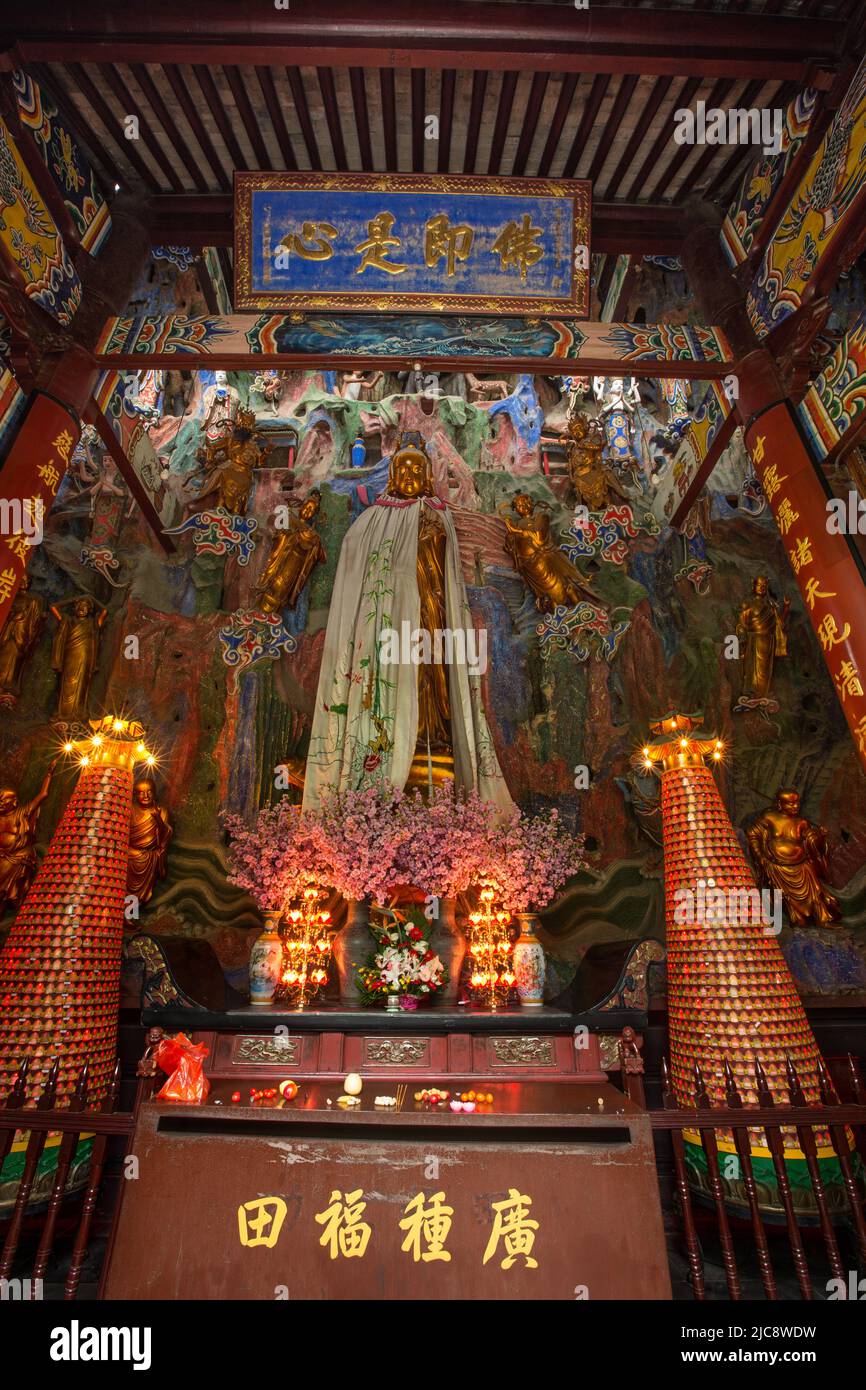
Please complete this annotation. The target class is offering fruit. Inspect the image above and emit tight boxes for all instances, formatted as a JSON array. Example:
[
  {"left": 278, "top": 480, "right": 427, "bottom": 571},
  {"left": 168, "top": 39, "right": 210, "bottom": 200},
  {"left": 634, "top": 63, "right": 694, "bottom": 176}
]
[
  {"left": 416, "top": 1087, "right": 450, "bottom": 1105},
  {"left": 343, "top": 1072, "right": 363, "bottom": 1096},
  {"left": 278, "top": 1079, "right": 299, "bottom": 1101}
]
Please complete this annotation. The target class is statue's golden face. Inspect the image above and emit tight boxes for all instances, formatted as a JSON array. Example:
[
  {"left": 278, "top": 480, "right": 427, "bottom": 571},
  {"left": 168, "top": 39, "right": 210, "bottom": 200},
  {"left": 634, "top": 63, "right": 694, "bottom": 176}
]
[
  {"left": 300, "top": 497, "right": 319, "bottom": 521},
  {"left": 513, "top": 493, "right": 533, "bottom": 517},
  {"left": 134, "top": 783, "right": 154, "bottom": 806},
  {"left": 777, "top": 790, "right": 800, "bottom": 816},
  {"left": 0, "top": 789, "right": 17, "bottom": 812},
  {"left": 754, "top": 576, "right": 768, "bottom": 596},
  {"left": 390, "top": 450, "right": 431, "bottom": 498}
]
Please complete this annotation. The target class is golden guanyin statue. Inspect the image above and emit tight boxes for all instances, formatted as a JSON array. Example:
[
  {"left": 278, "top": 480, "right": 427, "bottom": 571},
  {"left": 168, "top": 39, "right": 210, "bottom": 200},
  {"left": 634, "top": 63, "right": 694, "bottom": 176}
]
[
  {"left": 256, "top": 489, "right": 326, "bottom": 615},
  {"left": 747, "top": 787, "right": 841, "bottom": 928},
  {"left": 50, "top": 595, "right": 107, "bottom": 725},
  {"left": 197, "top": 405, "right": 272, "bottom": 515},
  {"left": 501, "top": 491, "right": 597, "bottom": 613},
  {"left": 0, "top": 763, "right": 55, "bottom": 914},
  {"left": 561, "top": 412, "right": 629, "bottom": 512},
  {"left": 302, "top": 434, "right": 513, "bottom": 813},
  {"left": 0, "top": 575, "right": 44, "bottom": 708},
  {"left": 736, "top": 574, "right": 789, "bottom": 702},
  {"left": 126, "top": 780, "right": 173, "bottom": 907},
  {"left": 390, "top": 441, "right": 452, "bottom": 754}
]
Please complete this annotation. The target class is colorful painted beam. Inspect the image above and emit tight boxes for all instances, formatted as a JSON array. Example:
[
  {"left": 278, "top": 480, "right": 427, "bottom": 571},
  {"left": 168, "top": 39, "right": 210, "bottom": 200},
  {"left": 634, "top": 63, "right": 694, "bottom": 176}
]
[
  {"left": 747, "top": 57, "right": 866, "bottom": 341},
  {"left": 0, "top": 112, "right": 81, "bottom": 325},
  {"left": 721, "top": 86, "right": 820, "bottom": 271},
  {"left": 600, "top": 254, "right": 635, "bottom": 323},
  {"left": 94, "top": 312, "right": 734, "bottom": 378},
  {"left": 12, "top": 68, "right": 111, "bottom": 256},
  {"left": 797, "top": 308, "right": 866, "bottom": 465},
  {"left": 657, "top": 381, "right": 736, "bottom": 530},
  {"left": 91, "top": 369, "right": 175, "bottom": 548}
]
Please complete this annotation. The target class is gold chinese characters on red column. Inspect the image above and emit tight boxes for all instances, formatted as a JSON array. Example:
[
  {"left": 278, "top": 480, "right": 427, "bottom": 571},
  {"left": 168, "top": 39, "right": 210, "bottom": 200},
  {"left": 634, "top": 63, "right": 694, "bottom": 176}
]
[
  {"left": 746, "top": 402, "right": 866, "bottom": 771},
  {"left": 0, "top": 394, "right": 79, "bottom": 628}
]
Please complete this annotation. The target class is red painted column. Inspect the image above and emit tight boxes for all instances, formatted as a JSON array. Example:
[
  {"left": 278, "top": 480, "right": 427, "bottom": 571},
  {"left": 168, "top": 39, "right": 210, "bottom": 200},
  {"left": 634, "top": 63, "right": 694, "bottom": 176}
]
[
  {"left": 737, "top": 349, "right": 866, "bottom": 773},
  {"left": 0, "top": 343, "right": 99, "bottom": 627}
]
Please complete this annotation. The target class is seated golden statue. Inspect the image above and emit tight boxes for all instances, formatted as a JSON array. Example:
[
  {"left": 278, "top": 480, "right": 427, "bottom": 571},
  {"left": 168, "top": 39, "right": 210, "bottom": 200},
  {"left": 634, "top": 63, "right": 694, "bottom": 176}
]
[
  {"left": 256, "top": 490, "right": 326, "bottom": 615},
  {"left": 561, "top": 412, "right": 629, "bottom": 512},
  {"left": 747, "top": 787, "right": 841, "bottom": 928},
  {"left": 501, "top": 491, "right": 597, "bottom": 613},
  {"left": 0, "top": 763, "right": 54, "bottom": 914},
  {"left": 197, "top": 406, "right": 272, "bottom": 516},
  {"left": 736, "top": 574, "right": 789, "bottom": 702},
  {"left": 126, "top": 780, "right": 173, "bottom": 907}
]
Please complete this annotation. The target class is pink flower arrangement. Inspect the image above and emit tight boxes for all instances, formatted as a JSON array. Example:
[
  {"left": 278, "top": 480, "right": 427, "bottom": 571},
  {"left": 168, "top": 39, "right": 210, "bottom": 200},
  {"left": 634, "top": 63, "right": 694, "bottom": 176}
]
[
  {"left": 307, "top": 784, "right": 414, "bottom": 905},
  {"left": 483, "top": 807, "right": 586, "bottom": 912},
  {"left": 223, "top": 787, "right": 585, "bottom": 918},
  {"left": 394, "top": 781, "right": 498, "bottom": 898},
  {"left": 223, "top": 802, "right": 330, "bottom": 911}
]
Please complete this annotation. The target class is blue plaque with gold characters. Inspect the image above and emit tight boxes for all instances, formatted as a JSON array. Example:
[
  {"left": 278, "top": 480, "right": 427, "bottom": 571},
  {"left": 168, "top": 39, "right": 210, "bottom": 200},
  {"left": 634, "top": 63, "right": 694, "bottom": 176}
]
[{"left": 234, "top": 172, "right": 591, "bottom": 316}]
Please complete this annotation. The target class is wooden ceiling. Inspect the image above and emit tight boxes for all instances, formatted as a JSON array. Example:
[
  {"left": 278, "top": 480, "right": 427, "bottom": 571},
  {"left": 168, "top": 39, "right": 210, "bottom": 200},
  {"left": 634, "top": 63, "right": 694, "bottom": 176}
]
[{"left": 3, "top": 1, "right": 860, "bottom": 278}]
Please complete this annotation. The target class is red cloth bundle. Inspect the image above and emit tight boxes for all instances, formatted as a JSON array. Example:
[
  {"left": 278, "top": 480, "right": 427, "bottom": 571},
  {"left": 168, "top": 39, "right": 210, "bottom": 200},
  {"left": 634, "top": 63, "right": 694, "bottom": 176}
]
[{"left": 154, "top": 1032, "right": 210, "bottom": 1103}]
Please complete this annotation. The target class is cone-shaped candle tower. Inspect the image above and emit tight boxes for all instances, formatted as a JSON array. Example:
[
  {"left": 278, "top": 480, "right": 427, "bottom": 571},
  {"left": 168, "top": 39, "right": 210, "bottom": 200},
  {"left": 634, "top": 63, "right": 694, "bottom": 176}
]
[
  {"left": 640, "top": 711, "right": 846, "bottom": 1212},
  {"left": 0, "top": 717, "right": 152, "bottom": 1109}
]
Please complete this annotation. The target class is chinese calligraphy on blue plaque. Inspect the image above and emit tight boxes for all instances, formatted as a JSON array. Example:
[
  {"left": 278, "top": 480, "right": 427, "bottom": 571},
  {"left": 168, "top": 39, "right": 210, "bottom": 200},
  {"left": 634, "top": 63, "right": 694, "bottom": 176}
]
[{"left": 234, "top": 173, "right": 591, "bottom": 316}]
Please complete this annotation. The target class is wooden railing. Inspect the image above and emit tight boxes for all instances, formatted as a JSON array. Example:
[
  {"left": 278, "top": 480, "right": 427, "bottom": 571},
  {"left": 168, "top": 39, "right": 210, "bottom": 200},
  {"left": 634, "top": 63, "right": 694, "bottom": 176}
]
[
  {"left": 0, "top": 1030, "right": 163, "bottom": 1300},
  {"left": 2, "top": 1027, "right": 865, "bottom": 1301},
  {"left": 652, "top": 1054, "right": 866, "bottom": 1301}
]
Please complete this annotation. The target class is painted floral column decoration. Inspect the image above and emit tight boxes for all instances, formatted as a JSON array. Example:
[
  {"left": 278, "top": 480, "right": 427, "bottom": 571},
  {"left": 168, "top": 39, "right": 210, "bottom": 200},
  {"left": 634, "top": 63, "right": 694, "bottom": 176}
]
[
  {"left": 0, "top": 717, "right": 154, "bottom": 1108},
  {"left": 639, "top": 711, "right": 849, "bottom": 1212}
]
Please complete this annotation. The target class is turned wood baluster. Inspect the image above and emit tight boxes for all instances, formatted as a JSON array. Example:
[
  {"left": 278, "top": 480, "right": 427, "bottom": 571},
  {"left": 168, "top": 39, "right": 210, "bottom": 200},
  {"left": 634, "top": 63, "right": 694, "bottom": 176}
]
[
  {"left": 31, "top": 1062, "right": 90, "bottom": 1294},
  {"left": 64, "top": 1059, "right": 121, "bottom": 1302},
  {"left": 0, "top": 1058, "right": 58, "bottom": 1282},
  {"left": 816, "top": 1058, "right": 866, "bottom": 1266},
  {"left": 754, "top": 1057, "right": 812, "bottom": 1299},
  {"left": 785, "top": 1057, "right": 845, "bottom": 1285},
  {"left": 618, "top": 1026, "right": 646, "bottom": 1108},
  {"left": 693, "top": 1061, "right": 741, "bottom": 1300},
  {"left": 661, "top": 1057, "right": 706, "bottom": 1300},
  {"left": 723, "top": 1059, "right": 776, "bottom": 1300},
  {"left": 0, "top": 1058, "right": 30, "bottom": 1171},
  {"left": 847, "top": 1053, "right": 866, "bottom": 1106},
  {"left": 135, "top": 1026, "right": 164, "bottom": 1106}
]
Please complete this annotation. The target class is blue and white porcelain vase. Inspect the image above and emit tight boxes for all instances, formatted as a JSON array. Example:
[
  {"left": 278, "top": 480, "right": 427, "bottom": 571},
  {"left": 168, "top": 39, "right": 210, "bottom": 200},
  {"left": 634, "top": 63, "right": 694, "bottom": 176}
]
[
  {"left": 249, "top": 911, "right": 284, "bottom": 1006},
  {"left": 513, "top": 912, "right": 546, "bottom": 1007}
]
